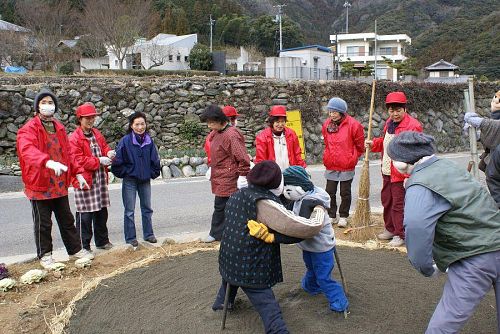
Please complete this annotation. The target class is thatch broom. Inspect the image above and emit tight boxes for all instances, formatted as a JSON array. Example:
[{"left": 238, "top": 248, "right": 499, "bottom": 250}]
[{"left": 349, "top": 80, "right": 377, "bottom": 242}]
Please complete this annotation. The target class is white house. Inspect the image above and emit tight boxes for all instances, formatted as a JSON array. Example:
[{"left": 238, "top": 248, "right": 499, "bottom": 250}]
[
  {"left": 424, "top": 59, "right": 469, "bottom": 83},
  {"left": 107, "top": 33, "right": 197, "bottom": 70},
  {"left": 329, "top": 32, "right": 411, "bottom": 81},
  {"left": 266, "top": 45, "right": 334, "bottom": 80},
  {"left": 226, "top": 47, "right": 261, "bottom": 72}
]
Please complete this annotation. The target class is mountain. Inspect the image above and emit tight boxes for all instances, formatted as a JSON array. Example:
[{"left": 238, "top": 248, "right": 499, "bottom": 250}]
[{"left": 235, "top": 0, "right": 500, "bottom": 79}]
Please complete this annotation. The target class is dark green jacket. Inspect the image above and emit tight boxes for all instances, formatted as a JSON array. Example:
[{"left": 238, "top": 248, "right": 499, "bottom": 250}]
[
  {"left": 406, "top": 158, "right": 500, "bottom": 271},
  {"left": 219, "top": 185, "right": 300, "bottom": 289}
]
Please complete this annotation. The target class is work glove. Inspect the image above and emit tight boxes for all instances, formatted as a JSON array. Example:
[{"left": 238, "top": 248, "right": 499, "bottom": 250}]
[
  {"left": 107, "top": 150, "right": 116, "bottom": 159},
  {"left": 76, "top": 174, "right": 89, "bottom": 190},
  {"left": 430, "top": 264, "right": 447, "bottom": 278},
  {"left": 247, "top": 220, "right": 275, "bottom": 243},
  {"left": 237, "top": 175, "right": 248, "bottom": 189},
  {"left": 99, "top": 156, "right": 112, "bottom": 166},
  {"left": 45, "top": 160, "right": 68, "bottom": 176},
  {"left": 205, "top": 167, "right": 211, "bottom": 180},
  {"left": 464, "top": 112, "right": 483, "bottom": 128}
]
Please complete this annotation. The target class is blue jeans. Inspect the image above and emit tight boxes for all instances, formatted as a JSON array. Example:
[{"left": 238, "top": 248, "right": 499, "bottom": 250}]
[
  {"left": 302, "top": 248, "right": 349, "bottom": 312},
  {"left": 122, "top": 177, "right": 154, "bottom": 243}
]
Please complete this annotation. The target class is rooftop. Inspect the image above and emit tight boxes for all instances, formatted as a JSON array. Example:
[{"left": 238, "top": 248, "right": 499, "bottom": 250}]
[{"left": 280, "top": 45, "right": 332, "bottom": 53}]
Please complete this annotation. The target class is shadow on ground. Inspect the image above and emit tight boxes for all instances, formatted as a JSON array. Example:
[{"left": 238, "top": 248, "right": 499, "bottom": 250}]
[{"left": 68, "top": 246, "right": 497, "bottom": 334}]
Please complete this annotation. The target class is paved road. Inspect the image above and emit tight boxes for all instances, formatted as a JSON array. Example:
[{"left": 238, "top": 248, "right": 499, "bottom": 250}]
[{"left": 0, "top": 153, "right": 473, "bottom": 263}]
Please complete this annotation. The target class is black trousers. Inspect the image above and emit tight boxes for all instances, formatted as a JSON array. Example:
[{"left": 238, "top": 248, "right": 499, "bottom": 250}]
[
  {"left": 214, "top": 279, "right": 289, "bottom": 333},
  {"left": 325, "top": 179, "right": 353, "bottom": 218},
  {"left": 210, "top": 196, "right": 229, "bottom": 241},
  {"left": 30, "top": 196, "right": 82, "bottom": 258},
  {"left": 75, "top": 207, "right": 110, "bottom": 250}
]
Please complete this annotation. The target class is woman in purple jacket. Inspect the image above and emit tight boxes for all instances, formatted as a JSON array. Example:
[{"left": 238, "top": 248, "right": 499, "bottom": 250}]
[{"left": 111, "top": 112, "right": 161, "bottom": 247}]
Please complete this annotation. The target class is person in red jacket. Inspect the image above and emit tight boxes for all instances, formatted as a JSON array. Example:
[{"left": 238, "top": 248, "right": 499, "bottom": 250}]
[
  {"left": 16, "top": 89, "right": 94, "bottom": 269},
  {"left": 204, "top": 105, "right": 240, "bottom": 180},
  {"left": 322, "top": 97, "right": 365, "bottom": 227},
  {"left": 69, "top": 103, "right": 115, "bottom": 252},
  {"left": 254, "top": 105, "right": 306, "bottom": 170},
  {"left": 365, "top": 92, "right": 423, "bottom": 247},
  {"left": 200, "top": 105, "right": 250, "bottom": 243}
]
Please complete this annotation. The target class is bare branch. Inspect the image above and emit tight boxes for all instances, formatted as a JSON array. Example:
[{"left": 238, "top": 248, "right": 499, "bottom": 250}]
[{"left": 82, "top": 0, "right": 151, "bottom": 69}]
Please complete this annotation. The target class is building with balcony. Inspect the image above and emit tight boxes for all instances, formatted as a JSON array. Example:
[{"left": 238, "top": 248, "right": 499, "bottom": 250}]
[{"left": 329, "top": 32, "right": 411, "bottom": 81}]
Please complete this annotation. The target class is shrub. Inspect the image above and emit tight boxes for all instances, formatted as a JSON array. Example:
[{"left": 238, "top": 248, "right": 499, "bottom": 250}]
[
  {"left": 58, "top": 62, "right": 74, "bottom": 75},
  {"left": 189, "top": 43, "right": 213, "bottom": 71},
  {"left": 179, "top": 120, "right": 203, "bottom": 141}
]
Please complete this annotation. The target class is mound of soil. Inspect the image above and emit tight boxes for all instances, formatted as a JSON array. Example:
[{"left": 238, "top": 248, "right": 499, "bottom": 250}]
[{"left": 68, "top": 246, "right": 497, "bottom": 334}]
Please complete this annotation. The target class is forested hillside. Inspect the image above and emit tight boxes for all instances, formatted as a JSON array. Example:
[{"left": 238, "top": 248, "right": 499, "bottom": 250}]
[{"left": 0, "top": 0, "right": 498, "bottom": 78}]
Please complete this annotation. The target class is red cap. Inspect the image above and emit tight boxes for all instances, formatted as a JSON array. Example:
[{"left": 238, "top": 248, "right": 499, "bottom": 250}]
[
  {"left": 76, "top": 103, "right": 98, "bottom": 117},
  {"left": 269, "top": 105, "right": 287, "bottom": 117},
  {"left": 222, "top": 105, "right": 239, "bottom": 117},
  {"left": 385, "top": 92, "right": 407, "bottom": 104}
]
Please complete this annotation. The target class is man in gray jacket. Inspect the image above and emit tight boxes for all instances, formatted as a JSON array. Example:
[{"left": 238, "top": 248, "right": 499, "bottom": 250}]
[{"left": 387, "top": 131, "right": 500, "bottom": 334}]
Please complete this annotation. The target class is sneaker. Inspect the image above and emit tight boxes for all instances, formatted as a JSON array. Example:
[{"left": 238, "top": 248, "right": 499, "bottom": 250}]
[
  {"left": 338, "top": 218, "right": 348, "bottom": 228},
  {"left": 73, "top": 248, "right": 95, "bottom": 260},
  {"left": 388, "top": 236, "right": 405, "bottom": 247},
  {"left": 330, "top": 217, "right": 338, "bottom": 225},
  {"left": 377, "top": 229, "right": 395, "bottom": 240},
  {"left": 201, "top": 235, "right": 216, "bottom": 243},
  {"left": 97, "top": 242, "right": 114, "bottom": 250},
  {"left": 129, "top": 240, "right": 139, "bottom": 247},
  {"left": 40, "top": 253, "right": 55, "bottom": 269},
  {"left": 212, "top": 302, "right": 234, "bottom": 311},
  {"left": 145, "top": 236, "right": 157, "bottom": 243}
]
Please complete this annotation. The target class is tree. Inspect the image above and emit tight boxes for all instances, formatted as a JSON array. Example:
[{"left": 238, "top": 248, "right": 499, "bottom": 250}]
[
  {"left": 383, "top": 56, "right": 419, "bottom": 78},
  {"left": 76, "top": 35, "right": 107, "bottom": 58},
  {"left": 16, "top": 0, "right": 77, "bottom": 71},
  {"left": 361, "top": 63, "right": 374, "bottom": 77},
  {"left": 189, "top": 43, "right": 212, "bottom": 70},
  {"left": 0, "top": 30, "right": 30, "bottom": 67},
  {"left": 249, "top": 15, "right": 304, "bottom": 56},
  {"left": 141, "top": 40, "right": 172, "bottom": 70},
  {"left": 340, "top": 58, "right": 356, "bottom": 77},
  {"left": 82, "top": 0, "right": 151, "bottom": 70}
]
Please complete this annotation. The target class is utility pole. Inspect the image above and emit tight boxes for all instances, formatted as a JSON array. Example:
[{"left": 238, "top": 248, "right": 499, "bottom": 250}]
[
  {"left": 273, "top": 4, "right": 286, "bottom": 51},
  {"left": 343, "top": 1, "right": 351, "bottom": 34},
  {"left": 374, "top": 19, "right": 377, "bottom": 80},
  {"left": 209, "top": 14, "right": 215, "bottom": 52}
]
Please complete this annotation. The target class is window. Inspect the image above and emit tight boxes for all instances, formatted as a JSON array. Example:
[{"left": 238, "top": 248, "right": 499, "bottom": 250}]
[
  {"left": 176, "top": 54, "right": 181, "bottom": 61},
  {"left": 346, "top": 46, "right": 365, "bottom": 57},
  {"left": 114, "top": 59, "right": 118, "bottom": 66},
  {"left": 168, "top": 55, "right": 173, "bottom": 62},
  {"left": 376, "top": 67, "right": 387, "bottom": 80},
  {"left": 379, "top": 47, "right": 397, "bottom": 55},
  {"left": 184, "top": 56, "right": 188, "bottom": 62}
]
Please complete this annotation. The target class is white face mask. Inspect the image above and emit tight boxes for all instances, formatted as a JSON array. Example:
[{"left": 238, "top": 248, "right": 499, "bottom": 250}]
[
  {"left": 39, "top": 104, "right": 56, "bottom": 117},
  {"left": 270, "top": 176, "right": 284, "bottom": 196},
  {"left": 393, "top": 161, "right": 414, "bottom": 175}
]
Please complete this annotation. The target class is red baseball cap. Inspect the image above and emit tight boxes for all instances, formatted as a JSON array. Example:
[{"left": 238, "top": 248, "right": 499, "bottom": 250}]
[
  {"left": 222, "top": 105, "right": 239, "bottom": 117},
  {"left": 385, "top": 92, "right": 407, "bottom": 104},
  {"left": 269, "top": 105, "right": 287, "bottom": 117},
  {"left": 76, "top": 103, "right": 98, "bottom": 117}
]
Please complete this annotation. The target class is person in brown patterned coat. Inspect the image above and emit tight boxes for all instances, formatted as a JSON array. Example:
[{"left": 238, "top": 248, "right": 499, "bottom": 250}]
[{"left": 200, "top": 105, "right": 251, "bottom": 242}]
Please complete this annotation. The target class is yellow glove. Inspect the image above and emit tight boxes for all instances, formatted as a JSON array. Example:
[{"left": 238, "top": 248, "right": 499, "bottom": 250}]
[{"left": 247, "top": 220, "right": 275, "bottom": 243}]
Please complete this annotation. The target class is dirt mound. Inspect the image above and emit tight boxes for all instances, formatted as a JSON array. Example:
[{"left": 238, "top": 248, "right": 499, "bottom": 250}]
[{"left": 67, "top": 246, "right": 497, "bottom": 334}]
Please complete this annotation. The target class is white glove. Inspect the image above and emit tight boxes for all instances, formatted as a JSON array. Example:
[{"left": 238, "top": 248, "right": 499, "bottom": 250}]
[
  {"left": 99, "top": 156, "right": 112, "bottom": 166},
  {"left": 464, "top": 112, "right": 483, "bottom": 128},
  {"left": 430, "top": 263, "right": 447, "bottom": 278},
  {"left": 107, "top": 150, "right": 116, "bottom": 159},
  {"left": 45, "top": 160, "right": 68, "bottom": 176},
  {"left": 205, "top": 167, "right": 211, "bottom": 180},
  {"left": 76, "top": 174, "right": 89, "bottom": 190},
  {"left": 237, "top": 175, "right": 248, "bottom": 189}
]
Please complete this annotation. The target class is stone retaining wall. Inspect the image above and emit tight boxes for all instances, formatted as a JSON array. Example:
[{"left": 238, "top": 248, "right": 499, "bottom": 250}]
[{"left": 0, "top": 76, "right": 497, "bottom": 176}]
